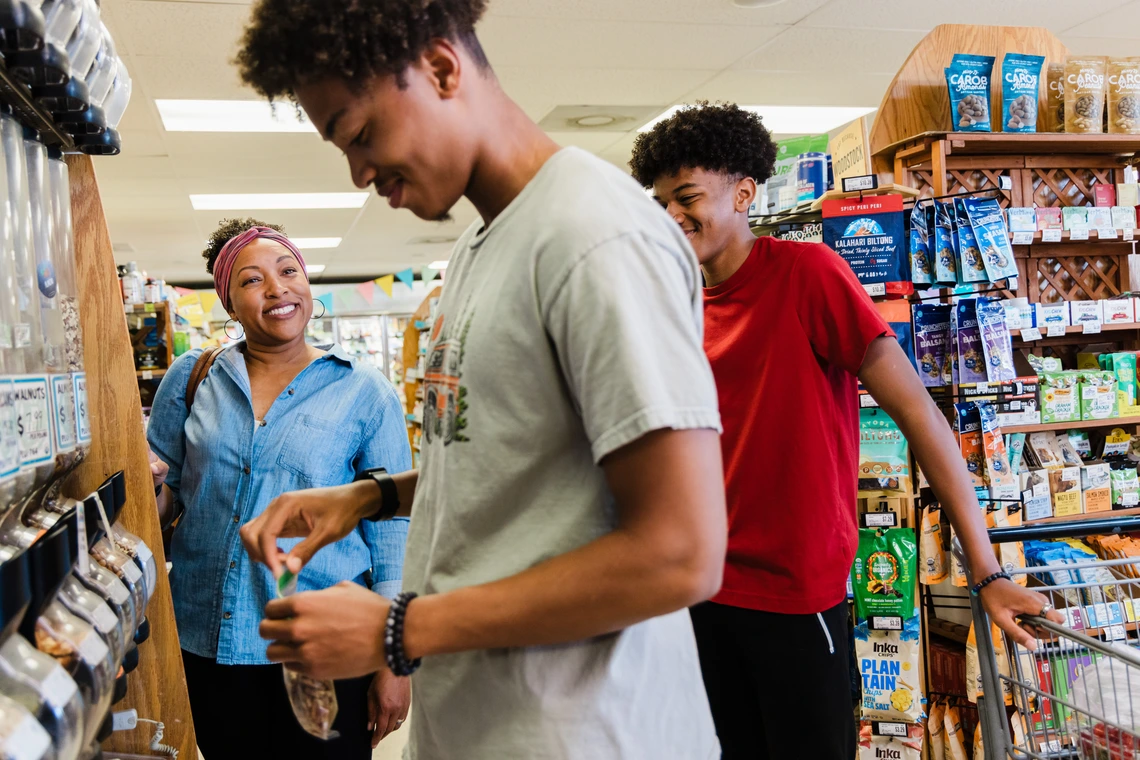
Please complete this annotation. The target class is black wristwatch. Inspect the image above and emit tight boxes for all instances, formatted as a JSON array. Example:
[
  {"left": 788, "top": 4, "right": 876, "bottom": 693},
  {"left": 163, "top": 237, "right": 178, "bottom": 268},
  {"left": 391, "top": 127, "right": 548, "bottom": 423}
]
[{"left": 356, "top": 467, "right": 400, "bottom": 521}]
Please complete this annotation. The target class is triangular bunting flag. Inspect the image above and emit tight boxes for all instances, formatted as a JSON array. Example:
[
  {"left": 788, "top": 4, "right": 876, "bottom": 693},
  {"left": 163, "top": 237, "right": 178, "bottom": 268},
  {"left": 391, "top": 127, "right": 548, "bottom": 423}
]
[
  {"left": 356, "top": 281, "right": 375, "bottom": 305},
  {"left": 395, "top": 268, "right": 415, "bottom": 289},
  {"left": 375, "top": 274, "right": 395, "bottom": 298},
  {"left": 422, "top": 266, "right": 439, "bottom": 285},
  {"left": 200, "top": 291, "right": 220, "bottom": 317},
  {"left": 316, "top": 293, "right": 335, "bottom": 317}
]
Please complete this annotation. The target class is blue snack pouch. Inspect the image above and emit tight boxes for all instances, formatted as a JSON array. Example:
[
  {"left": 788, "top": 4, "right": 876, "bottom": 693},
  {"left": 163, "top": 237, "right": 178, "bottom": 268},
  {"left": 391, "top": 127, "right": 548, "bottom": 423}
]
[
  {"left": 1002, "top": 53, "right": 1045, "bottom": 133},
  {"left": 947, "top": 54, "right": 996, "bottom": 132},
  {"left": 963, "top": 197, "right": 1018, "bottom": 285},
  {"left": 931, "top": 202, "right": 958, "bottom": 286},
  {"left": 954, "top": 198, "right": 988, "bottom": 283},
  {"left": 909, "top": 203, "right": 933, "bottom": 286},
  {"left": 913, "top": 304, "right": 952, "bottom": 387},
  {"left": 977, "top": 299, "right": 1016, "bottom": 383},
  {"left": 956, "top": 298, "right": 987, "bottom": 384}
]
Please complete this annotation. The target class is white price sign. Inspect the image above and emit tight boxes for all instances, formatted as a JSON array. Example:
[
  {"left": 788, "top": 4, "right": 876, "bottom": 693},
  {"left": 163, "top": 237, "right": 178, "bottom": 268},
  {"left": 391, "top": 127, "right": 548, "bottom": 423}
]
[
  {"left": 14, "top": 376, "right": 52, "bottom": 467},
  {"left": 1071, "top": 228, "right": 1090, "bottom": 241},
  {"left": 1126, "top": 228, "right": 1136, "bottom": 242},
  {"left": 1020, "top": 328, "right": 1042, "bottom": 342},
  {"left": 1083, "top": 321, "right": 1103, "bottom": 335},
  {"left": 876, "top": 723, "right": 909, "bottom": 738},
  {"left": 863, "top": 283, "right": 886, "bottom": 298},
  {"left": 1124, "top": 492, "right": 1140, "bottom": 507},
  {"left": 1042, "top": 229, "right": 1063, "bottom": 243},
  {"left": 1012, "top": 231, "right": 1035, "bottom": 245},
  {"left": 1099, "top": 227, "right": 1120, "bottom": 240},
  {"left": 1047, "top": 325, "right": 1068, "bottom": 337}
]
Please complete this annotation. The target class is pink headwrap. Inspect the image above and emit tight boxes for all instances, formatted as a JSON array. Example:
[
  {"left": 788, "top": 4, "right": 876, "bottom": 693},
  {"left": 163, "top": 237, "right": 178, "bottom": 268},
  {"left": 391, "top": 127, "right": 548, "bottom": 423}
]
[{"left": 213, "top": 226, "right": 308, "bottom": 310}]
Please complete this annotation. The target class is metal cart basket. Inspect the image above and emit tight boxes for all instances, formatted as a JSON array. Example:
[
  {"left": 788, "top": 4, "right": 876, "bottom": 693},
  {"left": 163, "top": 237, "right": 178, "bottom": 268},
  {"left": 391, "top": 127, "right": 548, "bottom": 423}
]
[{"left": 965, "top": 517, "right": 1140, "bottom": 759}]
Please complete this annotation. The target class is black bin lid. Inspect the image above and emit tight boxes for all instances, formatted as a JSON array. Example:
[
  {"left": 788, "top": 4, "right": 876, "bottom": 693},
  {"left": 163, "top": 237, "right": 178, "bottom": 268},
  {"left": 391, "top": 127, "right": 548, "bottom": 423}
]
[
  {"left": 0, "top": 551, "right": 31, "bottom": 642},
  {"left": 19, "top": 517, "right": 72, "bottom": 639}
]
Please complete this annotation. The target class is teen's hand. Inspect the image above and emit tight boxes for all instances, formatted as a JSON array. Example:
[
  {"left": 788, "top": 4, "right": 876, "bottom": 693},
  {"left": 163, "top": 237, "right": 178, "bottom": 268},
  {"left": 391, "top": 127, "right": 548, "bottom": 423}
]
[
  {"left": 148, "top": 449, "right": 169, "bottom": 489},
  {"left": 240, "top": 480, "right": 379, "bottom": 577},
  {"left": 979, "top": 578, "right": 1065, "bottom": 650},
  {"left": 261, "top": 581, "right": 389, "bottom": 679},
  {"left": 368, "top": 667, "right": 410, "bottom": 747}
]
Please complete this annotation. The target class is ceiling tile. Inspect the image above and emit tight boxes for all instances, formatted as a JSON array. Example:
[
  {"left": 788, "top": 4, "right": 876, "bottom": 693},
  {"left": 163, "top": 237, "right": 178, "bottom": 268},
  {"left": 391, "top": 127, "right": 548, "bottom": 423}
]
[
  {"left": 798, "top": 0, "right": 1134, "bottom": 32},
  {"left": 129, "top": 55, "right": 252, "bottom": 100},
  {"left": 1061, "top": 35, "right": 1140, "bottom": 54},
  {"left": 487, "top": 0, "right": 829, "bottom": 26},
  {"left": 686, "top": 69, "right": 892, "bottom": 107},
  {"left": 478, "top": 16, "right": 785, "bottom": 71},
  {"left": 731, "top": 27, "right": 926, "bottom": 74},
  {"left": 495, "top": 66, "right": 716, "bottom": 110},
  {"left": 114, "top": 0, "right": 250, "bottom": 58}
]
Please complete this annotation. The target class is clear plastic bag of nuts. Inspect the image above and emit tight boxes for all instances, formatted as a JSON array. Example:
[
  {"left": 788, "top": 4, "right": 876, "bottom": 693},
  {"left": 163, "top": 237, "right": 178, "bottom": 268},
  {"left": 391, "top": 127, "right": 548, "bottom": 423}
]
[{"left": 277, "top": 570, "right": 340, "bottom": 740}]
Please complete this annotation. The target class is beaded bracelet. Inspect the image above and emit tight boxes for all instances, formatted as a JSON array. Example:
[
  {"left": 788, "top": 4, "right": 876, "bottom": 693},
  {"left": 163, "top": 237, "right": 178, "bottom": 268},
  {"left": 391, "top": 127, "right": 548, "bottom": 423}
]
[
  {"left": 384, "top": 591, "right": 422, "bottom": 677},
  {"left": 970, "top": 571, "right": 1012, "bottom": 597}
]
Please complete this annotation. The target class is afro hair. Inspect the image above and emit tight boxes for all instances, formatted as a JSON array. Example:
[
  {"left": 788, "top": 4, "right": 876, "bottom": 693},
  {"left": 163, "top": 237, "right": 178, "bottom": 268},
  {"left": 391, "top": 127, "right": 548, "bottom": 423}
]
[
  {"left": 202, "top": 218, "right": 284, "bottom": 275},
  {"left": 237, "top": 0, "right": 490, "bottom": 101},
  {"left": 629, "top": 102, "right": 778, "bottom": 189}
]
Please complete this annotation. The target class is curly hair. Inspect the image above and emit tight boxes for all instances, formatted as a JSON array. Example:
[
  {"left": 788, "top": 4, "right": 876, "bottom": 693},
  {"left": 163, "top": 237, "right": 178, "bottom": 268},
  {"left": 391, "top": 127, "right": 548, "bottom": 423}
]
[
  {"left": 202, "top": 218, "right": 284, "bottom": 274},
  {"left": 237, "top": 0, "right": 490, "bottom": 101},
  {"left": 629, "top": 102, "right": 779, "bottom": 188}
]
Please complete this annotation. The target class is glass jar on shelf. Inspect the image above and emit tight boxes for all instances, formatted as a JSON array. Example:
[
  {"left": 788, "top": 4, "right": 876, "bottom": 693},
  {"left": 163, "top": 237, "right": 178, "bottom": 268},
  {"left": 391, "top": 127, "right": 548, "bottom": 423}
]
[{"left": 0, "top": 693, "right": 50, "bottom": 760}]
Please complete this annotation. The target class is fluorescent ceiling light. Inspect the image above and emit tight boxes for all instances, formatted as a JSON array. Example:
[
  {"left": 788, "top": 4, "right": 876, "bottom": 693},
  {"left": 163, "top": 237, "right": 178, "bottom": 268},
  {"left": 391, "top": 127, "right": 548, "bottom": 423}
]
[
  {"left": 429, "top": 260, "right": 449, "bottom": 269},
  {"left": 639, "top": 105, "right": 876, "bottom": 134},
  {"left": 157, "top": 99, "right": 317, "bottom": 133},
  {"left": 292, "top": 237, "right": 342, "bottom": 250},
  {"left": 190, "top": 193, "right": 368, "bottom": 210},
  {"left": 305, "top": 264, "right": 326, "bottom": 274}
]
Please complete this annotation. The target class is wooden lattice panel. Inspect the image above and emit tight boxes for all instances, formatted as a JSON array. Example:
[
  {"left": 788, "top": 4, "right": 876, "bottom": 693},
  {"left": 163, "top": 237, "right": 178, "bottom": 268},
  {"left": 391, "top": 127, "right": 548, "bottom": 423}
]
[
  {"left": 1032, "top": 253, "right": 1124, "bottom": 303},
  {"left": 908, "top": 168, "right": 1015, "bottom": 206},
  {"left": 1028, "top": 167, "right": 1115, "bottom": 208}
]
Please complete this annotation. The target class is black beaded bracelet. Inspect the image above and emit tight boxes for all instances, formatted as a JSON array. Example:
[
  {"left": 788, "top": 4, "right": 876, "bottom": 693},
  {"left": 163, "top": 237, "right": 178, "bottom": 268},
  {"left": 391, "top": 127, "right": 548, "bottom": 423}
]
[
  {"left": 971, "top": 571, "right": 1012, "bottom": 597},
  {"left": 384, "top": 592, "right": 422, "bottom": 677}
]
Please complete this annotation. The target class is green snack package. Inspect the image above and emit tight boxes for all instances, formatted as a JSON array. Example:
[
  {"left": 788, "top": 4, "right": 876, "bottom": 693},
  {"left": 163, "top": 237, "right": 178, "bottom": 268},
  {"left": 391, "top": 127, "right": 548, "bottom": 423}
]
[
  {"left": 851, "top": 528, "right": 917, "bottom": 624},
  {"left": 1007, "top": 433, "right": 1027, "bottom": 473},
  {"left": 1080, "top": 371, "right": 1118, "bottom": 420},
  {"left": 858, "top": 408, "right": 910, "bottom": 493},
  {"left": 1028, "top": 354, "right": 1063, "bottom": 373},
  {"left": 1040, "top": 371, "right": 1080, "bottom": 424},
  {"left": 1111, "top": 352, "right": 1137, "bottom": 409}
]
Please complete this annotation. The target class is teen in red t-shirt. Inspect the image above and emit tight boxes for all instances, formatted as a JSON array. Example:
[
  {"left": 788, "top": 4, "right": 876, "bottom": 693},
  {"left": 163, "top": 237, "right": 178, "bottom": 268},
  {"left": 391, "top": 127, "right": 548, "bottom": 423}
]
[{"left": 630, "top": 103, "right": 1060, "bottom": 760}]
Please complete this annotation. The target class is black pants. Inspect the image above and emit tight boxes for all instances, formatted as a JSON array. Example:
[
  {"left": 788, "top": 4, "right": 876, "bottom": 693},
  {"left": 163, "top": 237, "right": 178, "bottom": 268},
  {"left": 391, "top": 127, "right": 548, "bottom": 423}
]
[
  {"left": 182, "top": 650, "right": 373, "bottom": 760},
  {"left": 690, "top": 600, "right": 856, "bottom": 760}
]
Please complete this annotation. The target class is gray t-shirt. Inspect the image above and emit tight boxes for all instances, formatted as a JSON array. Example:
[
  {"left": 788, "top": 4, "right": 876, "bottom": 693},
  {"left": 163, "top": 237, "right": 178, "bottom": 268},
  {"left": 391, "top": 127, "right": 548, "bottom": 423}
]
[{"left": 404, "top": 147, "right": 721, "bottom": 760}]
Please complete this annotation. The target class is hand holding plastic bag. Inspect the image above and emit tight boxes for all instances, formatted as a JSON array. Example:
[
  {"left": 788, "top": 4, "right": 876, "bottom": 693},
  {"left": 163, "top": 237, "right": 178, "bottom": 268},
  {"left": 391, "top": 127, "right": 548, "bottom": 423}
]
[{"left": 277, "top": 570, "right": 340, "bottom": 740}]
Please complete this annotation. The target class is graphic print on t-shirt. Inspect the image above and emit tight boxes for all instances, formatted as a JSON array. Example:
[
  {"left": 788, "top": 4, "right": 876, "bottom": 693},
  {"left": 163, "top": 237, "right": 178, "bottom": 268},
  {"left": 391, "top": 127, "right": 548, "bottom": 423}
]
[{"left": 423, "top": 309, "right": 473, "bottom": 445}]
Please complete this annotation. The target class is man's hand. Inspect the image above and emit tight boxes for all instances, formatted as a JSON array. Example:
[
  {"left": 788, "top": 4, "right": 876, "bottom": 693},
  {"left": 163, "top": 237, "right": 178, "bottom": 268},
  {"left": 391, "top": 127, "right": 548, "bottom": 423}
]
[
  {"left": 240, "top": 480, "right": 380, "bottom": 577},
  {"left": 148, "top": 449, "right": 169, "bottom": 490},
  {"left": 260, "top": 581, "right": 389, "bottom": 679},
  {"left": 368, "top": 667, "right": 410, "bottom": 747},
  {"left": 979, "top": 578, "right": 1065, "bottom": 650}
]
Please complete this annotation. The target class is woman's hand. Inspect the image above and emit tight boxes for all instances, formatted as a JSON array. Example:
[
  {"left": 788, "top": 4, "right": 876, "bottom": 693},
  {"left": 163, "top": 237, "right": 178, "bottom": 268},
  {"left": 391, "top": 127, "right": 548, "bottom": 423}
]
[
  {"left": 148, "top": 449, "right": 169, "bottom": 489},
  {"left": 240, "top": 480, "right": 382, "bottom": 577},
  {"left": 979, "top": 578, "right": 1065, "bottom": 650},
  {"left": 368, "top": 667, "right": 411, "bottom": 747}
]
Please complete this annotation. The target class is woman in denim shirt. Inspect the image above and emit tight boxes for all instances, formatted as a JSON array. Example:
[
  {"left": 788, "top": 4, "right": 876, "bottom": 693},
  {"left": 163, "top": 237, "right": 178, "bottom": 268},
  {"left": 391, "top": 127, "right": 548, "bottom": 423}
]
[{"left": 147, "top": 219, "right": 411, "bottom": 759}]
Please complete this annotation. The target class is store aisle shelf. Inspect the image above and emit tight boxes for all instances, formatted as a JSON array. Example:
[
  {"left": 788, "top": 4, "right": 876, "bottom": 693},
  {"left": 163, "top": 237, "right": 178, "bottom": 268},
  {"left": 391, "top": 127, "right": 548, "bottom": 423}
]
[
  {"left": 1011, "top": 323, "right": 1140, "bottom": 344},
  {"left": 1002, "top": 416, "right": 1140, "bottom": 435},
  {"left": 136, "top": 369, "right": 167, "bottom": 380}
]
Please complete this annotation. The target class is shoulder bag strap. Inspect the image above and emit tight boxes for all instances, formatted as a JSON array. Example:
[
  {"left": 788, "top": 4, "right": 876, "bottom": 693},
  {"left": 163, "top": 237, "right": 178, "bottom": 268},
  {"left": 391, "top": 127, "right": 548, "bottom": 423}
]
[{"left": 185, "top": 345, "right": 226, "bottom": 411}]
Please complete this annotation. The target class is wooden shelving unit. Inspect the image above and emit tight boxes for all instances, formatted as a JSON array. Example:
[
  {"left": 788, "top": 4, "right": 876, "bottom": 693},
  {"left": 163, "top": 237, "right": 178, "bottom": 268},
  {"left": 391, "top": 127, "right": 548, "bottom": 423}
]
[
  {"left": 402, "top": 288, "right": 440, "bottom": 458},
  {"left": 1002, "top": 416, "right": 1140, "bottom": 435}
]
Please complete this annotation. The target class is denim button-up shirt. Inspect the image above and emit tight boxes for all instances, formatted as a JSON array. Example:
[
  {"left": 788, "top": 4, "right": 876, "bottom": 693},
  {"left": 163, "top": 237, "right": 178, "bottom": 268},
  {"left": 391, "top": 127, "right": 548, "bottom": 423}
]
[{"left": 147, "top": 344, "right": 411, "bottom": 665}]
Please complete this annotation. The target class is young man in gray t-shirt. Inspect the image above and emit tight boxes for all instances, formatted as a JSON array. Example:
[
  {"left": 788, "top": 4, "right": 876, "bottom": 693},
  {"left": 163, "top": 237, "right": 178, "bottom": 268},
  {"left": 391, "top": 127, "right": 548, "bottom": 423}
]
[{"left": 236, "top": 2, "right": 724, "bottom": 758}]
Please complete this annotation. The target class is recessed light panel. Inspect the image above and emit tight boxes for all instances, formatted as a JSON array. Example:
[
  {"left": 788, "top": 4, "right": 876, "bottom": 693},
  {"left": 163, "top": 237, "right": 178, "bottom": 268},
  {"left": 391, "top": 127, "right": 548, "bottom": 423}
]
[
  {"left": 292, "top": 237, "right": 342, "bottom": 250},
  {"left": 189, "top": 193, "right": 368, "bottom": 210},
  {"left": 157, "top": 99, "right": 317, "bottom": 133}
]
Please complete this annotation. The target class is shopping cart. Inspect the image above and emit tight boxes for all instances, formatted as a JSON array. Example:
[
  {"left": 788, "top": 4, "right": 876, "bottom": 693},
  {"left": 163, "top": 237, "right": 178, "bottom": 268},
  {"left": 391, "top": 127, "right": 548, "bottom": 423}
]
[{"left": 961, "top": 516, "right": 1140, "bottom": 759}]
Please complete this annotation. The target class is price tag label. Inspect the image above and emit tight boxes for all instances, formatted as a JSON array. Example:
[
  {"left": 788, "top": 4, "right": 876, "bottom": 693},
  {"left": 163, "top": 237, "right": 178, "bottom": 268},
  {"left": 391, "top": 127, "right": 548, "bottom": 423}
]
[
  {"left": 93, "top": 603, "right": 118, "bottom": 634},
  {"left": 975, "top": 382, "right": 990, "bottom": 393},
  {"left": 140, "top": 370, "right": 152, "bottom": 380},
  {"left": 875, "top": 723, "right": 909, "bottom": 738},
  {"left": 1047, "top": 325, "right": 1068, "bottom": 338},
  {"left": 1124, "top": 492, "right": 1140, "bottom": 506},
  {"left": 1012, "top": 231, "right": 1035, "bottom": 245},
  {"left": 14, "top": 376, "right": 53, "bottom": 467},
  {"left": 1020, "top": 327, "right": 1042, "bottom": 342},
  {"left": 1126, "top": 228, "right": 1136, "bottom": 242},
  {"left": 1099, "top": 227, "right": 1120, "bottom": 240},
  {"left": 77, "top": 630, "right": 110, "bottom": 666},
  {"left": 863, "top": 283, "right": 887, "bottom": 298},
  {"left": 1108, "top": 624, "right": 1128, "bottom": 641},
  {"left": 1083, "top": 321, "right": 1103, "bottom": 335},
  {"left": 144, "top": 303, "right": 156, "bottom": 313},
  {"left": 859, "top": 394, "right": 879, "bottom": 408},
  {"left": 1071, "top": 228, "right": 1090, "bottom": 241},
  {"left": 41, "top": 665, "right": 78, "bottom": 709},
  {"left": 871, "top": 616, "right": 903, "bottom": 631},
  {"left": 864, "top": 512, "right": 898, "bottom": 528},
  {"left": 73, "top": 373, "right": 90, "bottom": 445},
  {"left": 1042, "top": 229, "right": 1063, "bottom": 243},
  {"left": 122, "top": 558, "right": 143, "bottom": 584},
  {"left": 5, "top": 714, "right": 49, "bottom": 760}
]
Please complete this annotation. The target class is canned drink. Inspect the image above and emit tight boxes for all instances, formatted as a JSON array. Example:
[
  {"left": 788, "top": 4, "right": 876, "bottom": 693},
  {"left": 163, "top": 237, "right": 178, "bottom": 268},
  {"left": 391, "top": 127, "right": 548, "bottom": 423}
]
[{"left": 796, "top": 152, "right": 828, "bottom": 202}]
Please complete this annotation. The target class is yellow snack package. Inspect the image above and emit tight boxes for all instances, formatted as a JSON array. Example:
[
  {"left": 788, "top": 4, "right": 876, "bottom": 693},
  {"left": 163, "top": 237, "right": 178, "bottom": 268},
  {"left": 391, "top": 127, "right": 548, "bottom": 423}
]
[
  {"left": 927, "top": 701, "right": 947, "bottom": 759},
  {"left": 920, "top": 506, "right": 948, "bottom": 585},
  {"left": 944, "top": 704, "right": 969, "bottom": 760},
  {"left": 973, "top": 721, "right": 985, "bottom": 760}
]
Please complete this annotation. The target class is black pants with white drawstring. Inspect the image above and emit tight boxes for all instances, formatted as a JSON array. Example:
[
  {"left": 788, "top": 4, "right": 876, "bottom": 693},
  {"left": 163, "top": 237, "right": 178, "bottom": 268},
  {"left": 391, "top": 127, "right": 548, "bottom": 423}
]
[{"left": 689, "top": 600, "right": 856, "bottom": 760}]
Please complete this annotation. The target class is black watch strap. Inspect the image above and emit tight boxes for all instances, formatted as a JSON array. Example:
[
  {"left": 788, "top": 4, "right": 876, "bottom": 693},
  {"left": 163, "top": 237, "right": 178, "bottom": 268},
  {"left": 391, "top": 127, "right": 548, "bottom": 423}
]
[{"left": 357, "top": 467, "right": 400, "bottom": 521}]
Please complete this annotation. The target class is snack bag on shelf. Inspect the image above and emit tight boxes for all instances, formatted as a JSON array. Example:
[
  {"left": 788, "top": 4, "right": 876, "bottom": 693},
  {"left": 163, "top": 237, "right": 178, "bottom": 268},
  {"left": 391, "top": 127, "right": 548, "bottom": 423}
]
[
  {"left": 956, "top": 299, "right": 987, "bottom": 385},
  {"left": 947, "top": 316, "right": 960, "bottom": 385},
  {"left": 909, "top": 202, "right": 933, "bottom": 286},
  {"left": 1047, "top": 63, "right": 1066, "bottom": 132},
  {"left": 858, "top": 408, "right": 910, "bottom": 494},
  {"left": 913, "top": 304, "right": 952, "bottom": 388},
  {"left": 1065, "top": 56, "right": 1108, "bottom": 134},
  {"left": 1026, "top": 432, "right": 1063, "bottom": 469},
  {"left": 977, "top": 403, "right": 1015, "bottom": 488},
  {"left": 977, "top": 300, "right": 1016, "bottom": 383},
  {"left": 851, "top": 528, "right": 916, "bottom": 623},
  {"left": 954, "top": 198, "right": 987, "bottom": 282},
  {"left": 1007, "top": 432, "right": 1026, "bottom": 473},
  {"left": 1027, "top": 353, "right": 1063, "bottom": 374},
  {"left": 948, "top": 526, "right": 969, "bottom": 588},
  {"left": 986, "top": 504, "right": 1028, "bottom": 586},
  {"left": 276, "top": 571, "right": 340, "bottom": 740},
  {"left": 1110, "top": 352, "right": 1138, "bottom": 409},
  {"left": 919, "top": 505, "right": 948, "bottom": 585},
  {"left": 927, "top": 702, "right": 947, "bottom": 759},
  {"left": 1039, "top": 371, "right": 1080, "bottom": 424},
  {"left": 1055, "top": 434, "right": 1083, "bottom": 467},
  {"left": 973, "top": 721, "right": 985, "bottom": 760},
  {"left": 854, "top": 617, "right": 923, "bottom": 723},
  {"left": 857, "top": 720, "right": 923, "bottom": 760},
  {"left": 1107, "top": 57, "right": 1140, "bottom": 135},
  {"left": 956, "top": 403, "right": 987, "bottom": 487},
  {"left": 1049, "top": 466, "right": 1083, "bottom": 518},
  {"left": 1067, "top": 429, "right": 1091, "bottom": 460},
  {"left": 931, "top": 202, "right": 958, "bottom": 286},
  {"left": 963, "top": 197, "right": 1018, "bottom": 284},
  {"left": 947, "top": 54, "right": 995, "bottom": 131},
  {"left": 1002, "top": 53, "right": 1045, "bottom": 133},
  {"left": 944, "top": 703, "right": 970, "bottom": 760},
  {"left": 966, "top": 621, "right": 1013, "bottom": 705},
  {"left": 1080, "top": 370, "right": 1118, "bottom": 420},
  {"left": 1110, "top": 463, "right": 1139, "bottom": 507}
]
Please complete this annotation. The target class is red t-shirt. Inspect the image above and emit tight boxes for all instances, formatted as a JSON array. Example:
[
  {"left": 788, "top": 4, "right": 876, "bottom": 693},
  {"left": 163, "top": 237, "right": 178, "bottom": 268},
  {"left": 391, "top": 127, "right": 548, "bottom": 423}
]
[{"left": 704, "top": 237, "right": 891, "bottom": 614}]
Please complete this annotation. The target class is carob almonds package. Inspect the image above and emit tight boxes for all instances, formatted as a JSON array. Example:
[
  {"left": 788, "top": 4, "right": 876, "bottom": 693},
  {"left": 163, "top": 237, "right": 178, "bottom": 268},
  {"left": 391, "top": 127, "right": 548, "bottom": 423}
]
[
  {"left": 1065, "top": 56, "right": 1107, "bottom": 134},
  {"left": 1047, "top": 63, "right": 1066, "bottom": 132},
  {"left": 1002, "top": 53, "right": 1044, "bottom": 132},
  {"left": 947, "top": 54, "right": 995, "bottom": 131},
  {"left": 1107, "top": 57, "right": 1140, "bottom": 134}
]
